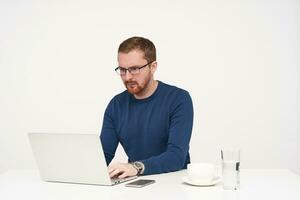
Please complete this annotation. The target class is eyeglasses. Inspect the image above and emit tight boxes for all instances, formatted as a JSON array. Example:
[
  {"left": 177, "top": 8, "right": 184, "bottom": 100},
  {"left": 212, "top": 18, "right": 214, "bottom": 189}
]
[{"left": 115, "top": 61, "right": 155, "bottom": 76}]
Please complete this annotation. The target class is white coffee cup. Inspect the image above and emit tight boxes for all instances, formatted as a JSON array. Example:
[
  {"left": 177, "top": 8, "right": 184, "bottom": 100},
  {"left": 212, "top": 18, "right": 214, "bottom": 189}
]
[{"left": 187, "top": 163, "right": 218, "bottom": 182}]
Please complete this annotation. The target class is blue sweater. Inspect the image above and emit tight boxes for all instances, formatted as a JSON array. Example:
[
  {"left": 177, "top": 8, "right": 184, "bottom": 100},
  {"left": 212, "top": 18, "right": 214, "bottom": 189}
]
[{"left": 100, "top": 81, "right": 193, "bottom": 175}]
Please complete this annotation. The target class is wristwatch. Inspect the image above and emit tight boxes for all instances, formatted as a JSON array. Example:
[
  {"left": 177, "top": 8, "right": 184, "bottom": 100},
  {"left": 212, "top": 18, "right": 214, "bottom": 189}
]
[{"left": 131, "top": 161, "right": 145, "bottom": 175}]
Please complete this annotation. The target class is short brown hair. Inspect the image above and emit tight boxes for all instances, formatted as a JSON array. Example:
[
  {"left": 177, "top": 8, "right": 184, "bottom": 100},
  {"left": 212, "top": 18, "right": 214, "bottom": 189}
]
[{"left": 118, "top": 36, "right": 156, "bottom": 62}]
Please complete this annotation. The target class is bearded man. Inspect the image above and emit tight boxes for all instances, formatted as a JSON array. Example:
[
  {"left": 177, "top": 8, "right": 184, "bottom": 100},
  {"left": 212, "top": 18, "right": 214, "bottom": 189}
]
[{"left": 100, "top": 36, "right": 194, "bottom": 178}]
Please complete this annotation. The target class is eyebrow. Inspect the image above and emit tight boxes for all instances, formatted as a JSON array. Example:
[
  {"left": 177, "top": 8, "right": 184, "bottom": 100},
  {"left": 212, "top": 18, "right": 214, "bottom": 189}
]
[
  {"left": 118, "top": 61, "right": 154, "bottom": 69},
  {"left": 119, "top": 65, "right": 141, "bottom": 69}
]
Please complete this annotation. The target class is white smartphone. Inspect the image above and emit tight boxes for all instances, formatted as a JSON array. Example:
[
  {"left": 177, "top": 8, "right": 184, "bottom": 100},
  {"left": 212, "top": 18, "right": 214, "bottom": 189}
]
[{"left": 125, "top": 179, "right": 155, "bottom": 188}]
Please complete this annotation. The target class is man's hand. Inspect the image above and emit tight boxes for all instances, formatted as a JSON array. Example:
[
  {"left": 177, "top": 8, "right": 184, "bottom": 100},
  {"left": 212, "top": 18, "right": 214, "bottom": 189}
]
[{"left": 108, "top": 163, "right": 138, "bottom": 179}]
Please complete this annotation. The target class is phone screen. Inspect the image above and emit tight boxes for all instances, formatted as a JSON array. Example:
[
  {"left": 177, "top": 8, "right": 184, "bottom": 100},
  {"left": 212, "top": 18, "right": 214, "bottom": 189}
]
[{"left": 125, "top": 179, "right": 155, "bottom": 187}]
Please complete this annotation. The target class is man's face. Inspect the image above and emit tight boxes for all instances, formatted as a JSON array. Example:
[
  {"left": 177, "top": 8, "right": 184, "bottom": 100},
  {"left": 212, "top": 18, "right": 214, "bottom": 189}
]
[{"left": 117, "top": 50, "right": 155, "bottom": 95}]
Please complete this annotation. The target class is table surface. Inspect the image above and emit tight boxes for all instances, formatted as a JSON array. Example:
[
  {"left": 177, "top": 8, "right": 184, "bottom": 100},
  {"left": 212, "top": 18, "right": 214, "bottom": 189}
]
[{"left": 0, "top": 169, "right": 300, "bottom": 200}]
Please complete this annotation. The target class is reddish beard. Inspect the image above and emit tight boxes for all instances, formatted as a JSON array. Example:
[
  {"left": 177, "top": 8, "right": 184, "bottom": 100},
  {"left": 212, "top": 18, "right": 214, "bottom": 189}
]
[
  {"left": 124, "top": 75, "right": 151, "bottom": 95},
  {"left": 125, "top": 80, "right": 143, "bottom": 94}
]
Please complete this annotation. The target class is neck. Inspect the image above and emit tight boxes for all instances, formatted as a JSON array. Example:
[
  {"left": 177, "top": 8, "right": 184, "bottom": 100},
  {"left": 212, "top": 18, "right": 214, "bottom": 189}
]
[{"left": 134, "top": 79, "right": 158, "bottom": 99}]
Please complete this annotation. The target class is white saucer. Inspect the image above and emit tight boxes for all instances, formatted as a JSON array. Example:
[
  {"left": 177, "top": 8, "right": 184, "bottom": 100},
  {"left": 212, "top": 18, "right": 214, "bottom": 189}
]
[{"left": 182, "top": 176, "right": 221, "bottom": 186}]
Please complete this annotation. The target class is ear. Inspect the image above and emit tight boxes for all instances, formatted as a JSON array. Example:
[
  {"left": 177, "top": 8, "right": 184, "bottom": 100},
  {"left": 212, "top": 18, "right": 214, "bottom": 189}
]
[{"left": 150, "top": 61, "right": 157, "bottom": 74}]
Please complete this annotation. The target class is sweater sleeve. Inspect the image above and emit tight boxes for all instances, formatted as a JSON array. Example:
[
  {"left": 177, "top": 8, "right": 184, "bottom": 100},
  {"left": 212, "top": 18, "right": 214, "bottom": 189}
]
[
  {"left": 100, "top": 99, "right": 119, "bottom": 165},
  {"left": 141, "top": 91, "right": 194, "bottom": 175}
]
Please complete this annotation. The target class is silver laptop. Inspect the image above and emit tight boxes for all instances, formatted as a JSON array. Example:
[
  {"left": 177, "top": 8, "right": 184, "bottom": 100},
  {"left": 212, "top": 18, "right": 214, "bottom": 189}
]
[{"left": 28, "top": 132, "right": 136, "bottom": 185}]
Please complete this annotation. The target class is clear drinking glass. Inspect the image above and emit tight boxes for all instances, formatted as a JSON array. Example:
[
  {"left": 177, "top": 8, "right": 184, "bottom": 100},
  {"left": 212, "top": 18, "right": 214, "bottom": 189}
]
[{"left": 221, "top": 149, "right": 240, "bottom": 190}]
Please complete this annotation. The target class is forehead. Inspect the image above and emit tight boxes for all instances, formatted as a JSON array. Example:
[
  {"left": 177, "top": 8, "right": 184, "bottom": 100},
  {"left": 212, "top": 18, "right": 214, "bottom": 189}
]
[{"left": 118, "top": 50, "right": 146, "bottom": 67}]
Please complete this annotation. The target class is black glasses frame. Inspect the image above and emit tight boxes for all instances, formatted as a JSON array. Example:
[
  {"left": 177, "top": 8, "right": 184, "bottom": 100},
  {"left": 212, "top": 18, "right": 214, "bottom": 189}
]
[{"left": 115, "top": 61, "right": 155, "bottom": 75}]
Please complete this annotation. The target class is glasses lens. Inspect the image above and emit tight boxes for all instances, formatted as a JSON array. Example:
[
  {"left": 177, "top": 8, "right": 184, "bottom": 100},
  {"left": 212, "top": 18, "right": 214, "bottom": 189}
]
[
  {"left": 120, "top": 68, "right": 127, "bottom": 75},
  {"left": 116, "top": 67, "right": 126, "bottom": 75},
  {"left": 129, "top": 67, "right": 140, "bottom": 75}
]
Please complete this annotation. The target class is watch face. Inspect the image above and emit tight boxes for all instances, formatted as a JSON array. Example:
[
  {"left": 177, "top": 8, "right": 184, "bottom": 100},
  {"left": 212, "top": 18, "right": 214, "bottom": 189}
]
[
  {"left": 135, "top": 162, "right": 142, "bottom": 168},
  {"left": 133, "top": 162, "right": 144, "bottom": 175}
]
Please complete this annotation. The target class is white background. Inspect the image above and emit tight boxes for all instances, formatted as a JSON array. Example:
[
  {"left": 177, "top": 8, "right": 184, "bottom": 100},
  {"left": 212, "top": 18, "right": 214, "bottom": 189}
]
[{"left": 0, "top": 0, "right": 299, "bottom": 175}]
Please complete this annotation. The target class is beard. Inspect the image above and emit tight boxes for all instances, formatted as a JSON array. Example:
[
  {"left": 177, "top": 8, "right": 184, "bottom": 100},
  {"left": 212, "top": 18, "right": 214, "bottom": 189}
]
[{"left": 124, "top": 74, "right": 152, "bottom": 95}]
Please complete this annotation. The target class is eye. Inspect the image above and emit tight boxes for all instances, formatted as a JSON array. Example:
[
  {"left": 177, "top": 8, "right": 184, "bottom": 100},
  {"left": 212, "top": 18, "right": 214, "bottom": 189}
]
[
  {"left": 119, "top": 67, "right": 127, "bottom": 73},
  {"left": 128, "top": 67, "right": 139, "bottom": 72}
]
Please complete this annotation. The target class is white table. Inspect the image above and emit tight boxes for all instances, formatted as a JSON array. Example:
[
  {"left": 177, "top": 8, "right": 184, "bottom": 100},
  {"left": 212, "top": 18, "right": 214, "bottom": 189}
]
[{"left": 0, "top": 169, "right": 300, "bottom": 200}]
